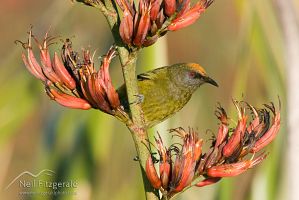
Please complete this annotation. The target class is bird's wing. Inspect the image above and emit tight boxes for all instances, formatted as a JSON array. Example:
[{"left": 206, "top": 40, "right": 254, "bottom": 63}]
[
  {"left": 116, "top": 66, "right": 169, "bottom": 114},
  {"left": 137, "top": 73, "right": 151, "bottom": 81},
  {"left": 137, "top": 67, "right": 167, "bottom": 81}
]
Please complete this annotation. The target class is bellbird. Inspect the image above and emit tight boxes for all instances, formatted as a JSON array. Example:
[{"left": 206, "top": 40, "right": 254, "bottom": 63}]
[{"left": 117, "top": 63, "right": 218, "bottom": 128}]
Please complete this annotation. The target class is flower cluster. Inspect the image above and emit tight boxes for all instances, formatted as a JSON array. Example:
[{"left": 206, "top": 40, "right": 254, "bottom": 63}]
[
  {"left": 145, "top": 100, "right": 281, "bottom": 199},
  {"left": 117, "top": 0, "right": 214, "bottom": 47},
  {"left": 19, "top": 29, "right": 124, "bottom": 116}
]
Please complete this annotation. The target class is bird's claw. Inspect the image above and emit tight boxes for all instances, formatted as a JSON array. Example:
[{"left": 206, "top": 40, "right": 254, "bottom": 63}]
[
  {"left": 130, "top": 94, "right": 144, "bottom": 105},
  {"left": 133, "top": 156, "right": 140, "bottom": 161}
]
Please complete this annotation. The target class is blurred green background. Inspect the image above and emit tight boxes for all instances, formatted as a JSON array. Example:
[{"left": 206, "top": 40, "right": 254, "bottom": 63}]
[{"left": 0, "top": 0, "right": 294, "bottom": 199}]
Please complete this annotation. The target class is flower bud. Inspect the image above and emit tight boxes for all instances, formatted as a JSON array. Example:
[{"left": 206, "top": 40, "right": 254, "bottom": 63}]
[
  {"left": 164, "top": 0, "right": 176, "bottom": 17},
  {"left": 119, "top": 10, "right": 134, "bottom": 45},
  {"left": 168, "top": 4, "right": 205, "bottom": 31},
  {"left": 46, "top": 88, "right": 91, "bottom": 110},
  {"left": 146, "top": 156, "right": 162, "bottom": 189},
  {"left": 196, "top": 177, "right": 221, "bottom": 187},
  {"left": 207, "top": 153, "right": 268, "bottom": 177},
  {"left": 53, "top": 52, "right": 76, "bottom": 90},
  {"left": 150, "top": 0, "right": 162, "bottom": 21},
  {"left": 133, "top": 3, "right": 151, "bottom": 47}
]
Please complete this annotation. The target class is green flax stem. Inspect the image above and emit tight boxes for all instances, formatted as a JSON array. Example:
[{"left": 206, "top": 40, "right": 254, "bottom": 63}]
[
  {"left": 118, "top": 46, "right": 160, "bottom": 200},
  {"left": 74, "top": 1, "right": 160, "bottom": 199},
  {"left": 109, "top": 24, "right": 161, "bottom": 200}
]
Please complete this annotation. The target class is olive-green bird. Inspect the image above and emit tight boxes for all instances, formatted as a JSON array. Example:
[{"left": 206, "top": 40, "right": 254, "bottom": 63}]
[{"left": 117, "top": 63, "right": 218, "bottom": 128}]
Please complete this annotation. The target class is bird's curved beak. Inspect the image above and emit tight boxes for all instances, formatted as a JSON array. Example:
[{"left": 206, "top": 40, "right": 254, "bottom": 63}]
[{"left": 205, "top": 76, "right": 218, "bottom": 87}]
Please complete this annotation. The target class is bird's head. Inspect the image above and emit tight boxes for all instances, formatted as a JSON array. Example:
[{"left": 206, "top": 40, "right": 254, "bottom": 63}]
[{"left": 170, "top": 63, "right": 218, "bottom": 89}]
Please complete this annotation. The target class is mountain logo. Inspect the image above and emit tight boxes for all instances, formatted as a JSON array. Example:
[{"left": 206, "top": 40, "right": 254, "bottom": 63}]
[{"left": 5, "top": 169, "right": 55, "bottom": 190}]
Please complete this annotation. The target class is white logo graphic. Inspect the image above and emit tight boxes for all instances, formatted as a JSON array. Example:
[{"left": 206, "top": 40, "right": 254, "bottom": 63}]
[{"left": 5, "top": 169, "right": 55, "bottom": 190}]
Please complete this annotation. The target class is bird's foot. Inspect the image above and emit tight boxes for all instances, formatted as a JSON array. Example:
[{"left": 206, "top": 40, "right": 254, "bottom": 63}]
[
  {"left": 133, "top": 156, "right": 140, "bottom": 161},
  {"left": 130, "top": 94, "right": 144, "bottom": 105}
]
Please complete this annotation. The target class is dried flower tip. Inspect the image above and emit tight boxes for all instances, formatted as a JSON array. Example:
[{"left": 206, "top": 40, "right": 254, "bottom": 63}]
[
  {"left": 214, "top": 104, "right": 229, "bottom": 147},
  {"left": 251, "top": 102, "right": 281, "bottom": 153}
]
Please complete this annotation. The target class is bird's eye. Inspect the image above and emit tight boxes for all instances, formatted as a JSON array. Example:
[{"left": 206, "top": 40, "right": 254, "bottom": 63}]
[{"left": 189, "top": 71, "right": 197, "bottom": 79}]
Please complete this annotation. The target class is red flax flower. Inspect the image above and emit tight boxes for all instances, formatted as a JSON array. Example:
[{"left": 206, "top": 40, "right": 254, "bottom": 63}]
[
  {"left": 145, "top": 100, "right": 281, "bottom": 199},
  {"left": 117, "top": 0, "right": 214, "bottom": 47},
  {"left": 19, "top": 29, "right": 125, "bottom": 117}
]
